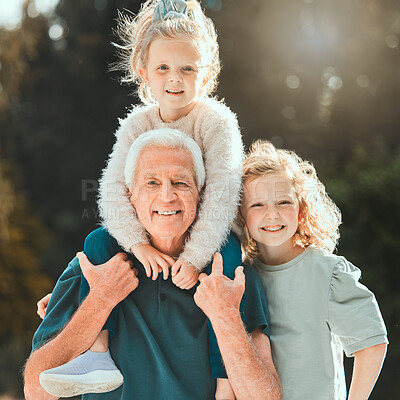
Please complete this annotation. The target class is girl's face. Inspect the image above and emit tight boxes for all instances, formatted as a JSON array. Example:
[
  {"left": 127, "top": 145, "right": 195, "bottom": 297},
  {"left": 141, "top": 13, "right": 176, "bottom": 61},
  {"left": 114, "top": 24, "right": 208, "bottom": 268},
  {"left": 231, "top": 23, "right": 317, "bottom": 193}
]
[
  {"left": 139, "top": 38, "right": 207, "bottom": 122},
  {"left": 241, "top": 171, "right": 301, "bottom": 265}
]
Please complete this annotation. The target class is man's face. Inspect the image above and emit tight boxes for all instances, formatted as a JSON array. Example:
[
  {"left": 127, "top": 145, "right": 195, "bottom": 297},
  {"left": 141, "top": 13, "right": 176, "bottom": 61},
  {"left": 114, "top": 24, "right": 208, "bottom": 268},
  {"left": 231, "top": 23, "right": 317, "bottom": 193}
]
[{"left": 128, "top": 146, "right": 200, "bottom": 244}]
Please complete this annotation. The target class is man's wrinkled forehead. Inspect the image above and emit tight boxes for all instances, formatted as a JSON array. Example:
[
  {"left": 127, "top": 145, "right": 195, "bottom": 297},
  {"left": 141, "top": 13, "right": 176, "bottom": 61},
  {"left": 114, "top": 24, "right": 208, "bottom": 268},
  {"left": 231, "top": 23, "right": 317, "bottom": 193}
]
[{"left": 139, "top": 167, "right": 195, "bottom": 181}]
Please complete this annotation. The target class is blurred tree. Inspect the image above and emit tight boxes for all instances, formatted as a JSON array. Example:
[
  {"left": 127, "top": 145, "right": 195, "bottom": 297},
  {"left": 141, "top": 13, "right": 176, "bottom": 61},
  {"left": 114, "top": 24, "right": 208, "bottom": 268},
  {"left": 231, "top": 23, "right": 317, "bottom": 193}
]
[
  {"left": 1, "top": 0, "right": 142, "bottom": 280},
  {"left": 0, "top": 160, "right": 52, "bottom": 396}
]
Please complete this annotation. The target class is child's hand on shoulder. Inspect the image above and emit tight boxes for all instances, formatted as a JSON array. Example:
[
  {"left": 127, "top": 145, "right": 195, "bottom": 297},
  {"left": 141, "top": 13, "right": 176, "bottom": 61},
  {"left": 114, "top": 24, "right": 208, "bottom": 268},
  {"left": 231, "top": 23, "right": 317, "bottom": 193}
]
[
  {"left": 37, "top": 293, "right": 52, "bottom": 319},
  {"left": 171, "top": 259, "right": 200, "bottom": 290},
  {"left": 132, "top": 243, "right": 175, "bottom": 280}
]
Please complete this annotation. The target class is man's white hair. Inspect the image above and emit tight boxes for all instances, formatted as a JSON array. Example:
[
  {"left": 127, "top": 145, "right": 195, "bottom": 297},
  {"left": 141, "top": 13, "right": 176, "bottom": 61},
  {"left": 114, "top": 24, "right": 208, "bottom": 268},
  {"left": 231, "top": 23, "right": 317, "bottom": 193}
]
[{"left": 124, "top": 128, "right": 205, "bottom": 190}]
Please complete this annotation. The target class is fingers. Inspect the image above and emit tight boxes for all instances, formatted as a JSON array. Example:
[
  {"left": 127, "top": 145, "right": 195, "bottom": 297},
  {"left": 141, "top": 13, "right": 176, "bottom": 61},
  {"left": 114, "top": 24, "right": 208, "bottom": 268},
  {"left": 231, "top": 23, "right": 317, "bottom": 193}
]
[
  {"left": 234, "top": 266, "right": 245, "bottom": 287},
  {"left": 37, "top": 302, "right": 45, "bottom": 319},
  {"left": 149, "top": 260, "right": 159, "bottom": 280},
  {"left": 37, "top": 293, "right": 52, "bottom": 319},
  {"left": 182, "top": 278, "right": 197, "bottom": 290},
  {"left": 161, "top": 253, "right": 175, "bottom": 266},
  {"left": 158, "top": 258, "right": 170, "bottom": 280},
  {"left": 172, "top": 267, "right": 199, "bottom": 290},
  {"left": 171, "top": 260, "right": 182, "bottom": 277},
  {"left": 77, "top": 252, "right": 93, "bottom": 275},
  {"left": 198, "top": 272, "right": 208, "bottom": 282},
  {"left": 130, "top": 268, "right": 140, "bottom": 291},
  {"left": 142, "top": 261, "right": 152, "bottom": 278},
  {"left": 174, "top": 277, "right": 196, "bottom": 290},
  {"left": 114, "top": 252, "right": 129, "bottom": 261},
  {"left": 211, "top": 252, "right": 223, "bottom": 275},
  {"left": 172, "top": 272, "right": 188, "bottom": 288}
]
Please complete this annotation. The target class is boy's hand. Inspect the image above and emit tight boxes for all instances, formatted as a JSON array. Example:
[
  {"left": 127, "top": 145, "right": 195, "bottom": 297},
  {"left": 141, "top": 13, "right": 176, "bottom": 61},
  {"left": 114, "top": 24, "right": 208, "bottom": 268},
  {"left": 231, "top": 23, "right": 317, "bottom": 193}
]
[
  {"left": 37, "top": 293, "right": 52, "bottom": 319},
  {"left": 171, "top": 259, "right": 200, "bottom": 290},
  {"left": 132, "top": 243, "right": 175, "bottom": 280}
]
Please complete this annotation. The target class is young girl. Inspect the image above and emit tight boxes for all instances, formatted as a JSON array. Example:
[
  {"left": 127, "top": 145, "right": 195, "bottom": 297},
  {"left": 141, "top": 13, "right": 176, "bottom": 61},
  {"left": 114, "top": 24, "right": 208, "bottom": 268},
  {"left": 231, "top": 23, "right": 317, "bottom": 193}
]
[
  {"left": 240, "top": 140, "right": 388, "bottom": 400},
  {"left": 39, "top": 0, "right": 243, "bottom": 398}
]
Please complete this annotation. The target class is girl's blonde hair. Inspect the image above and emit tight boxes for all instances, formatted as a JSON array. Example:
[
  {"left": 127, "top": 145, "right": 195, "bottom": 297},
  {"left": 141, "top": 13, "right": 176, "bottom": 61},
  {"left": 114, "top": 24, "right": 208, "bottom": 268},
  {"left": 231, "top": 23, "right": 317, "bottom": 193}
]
[
  {"left": 240, "top": 140, "right": 341, "bottom": 261},
  {"left": 113, "top": 0, "right": 220, "bottom": 104}
]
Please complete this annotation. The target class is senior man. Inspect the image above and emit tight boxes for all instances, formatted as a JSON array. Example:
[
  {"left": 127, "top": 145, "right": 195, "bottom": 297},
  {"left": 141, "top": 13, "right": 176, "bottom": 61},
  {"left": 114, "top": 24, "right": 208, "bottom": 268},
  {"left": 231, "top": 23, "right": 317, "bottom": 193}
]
[{"left": 24, "top": 129, "right": 281, "bottom": 400}]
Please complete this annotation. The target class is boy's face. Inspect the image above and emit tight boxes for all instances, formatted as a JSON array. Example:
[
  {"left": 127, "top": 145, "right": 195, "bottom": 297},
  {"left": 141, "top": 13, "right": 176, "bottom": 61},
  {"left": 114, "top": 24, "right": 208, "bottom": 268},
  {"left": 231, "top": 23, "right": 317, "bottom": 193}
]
[
  {"left": 139, "top": 38, "right": 207, "bottom": 122},
  {"left": 241, "top": 171, "right": 300, "bottom": 263}
]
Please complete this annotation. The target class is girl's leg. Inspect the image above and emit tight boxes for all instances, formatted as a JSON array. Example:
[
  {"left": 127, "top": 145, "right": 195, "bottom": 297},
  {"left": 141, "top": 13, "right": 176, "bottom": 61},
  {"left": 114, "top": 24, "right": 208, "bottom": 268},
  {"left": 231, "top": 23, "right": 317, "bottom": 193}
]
[
  {"left": 39, "top": 228, "right": 124, "bottom": 397},
  {"left": 90, "top": 329, "right": 109, "bottom": 352}
]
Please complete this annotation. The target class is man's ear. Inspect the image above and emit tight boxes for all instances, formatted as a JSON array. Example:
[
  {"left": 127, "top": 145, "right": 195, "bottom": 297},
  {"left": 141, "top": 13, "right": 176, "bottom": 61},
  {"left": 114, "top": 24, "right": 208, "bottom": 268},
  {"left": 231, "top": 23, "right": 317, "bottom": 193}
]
[{"left": 139, "top": 68, "right": 150, "bottom": 86}]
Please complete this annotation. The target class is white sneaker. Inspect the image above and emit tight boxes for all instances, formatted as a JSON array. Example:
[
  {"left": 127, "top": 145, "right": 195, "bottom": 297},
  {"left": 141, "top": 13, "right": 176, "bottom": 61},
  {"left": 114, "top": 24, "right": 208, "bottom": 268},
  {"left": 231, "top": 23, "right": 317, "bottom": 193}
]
[{"left": 39, "top": 349, "right": 123, "bottom": 397}]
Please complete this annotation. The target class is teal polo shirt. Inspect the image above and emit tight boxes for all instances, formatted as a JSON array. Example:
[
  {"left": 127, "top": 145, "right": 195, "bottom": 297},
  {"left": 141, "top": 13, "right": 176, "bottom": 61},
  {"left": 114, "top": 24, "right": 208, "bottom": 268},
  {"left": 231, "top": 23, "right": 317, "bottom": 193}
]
[{"left": 32, "top": 230, "right": 270, "bottom": 400}]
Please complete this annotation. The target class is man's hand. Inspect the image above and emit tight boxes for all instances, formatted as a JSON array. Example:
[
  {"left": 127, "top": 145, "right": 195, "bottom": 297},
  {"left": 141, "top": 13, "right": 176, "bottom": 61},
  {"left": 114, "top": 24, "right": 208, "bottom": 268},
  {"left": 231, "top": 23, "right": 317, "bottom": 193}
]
[
  {"left": 37, "top": 293, "right": 52, "bottom": 319},
  {"left": 77, "top": 252, "right": 139, "bottom": 306},
  {"left": 24, "top": 252, "right": 140, "bottom": 400},
  {"left": 131, "top": 243, "right": 175, "bottom": 280},
  {"left": 171, "top": 259, "right": 200, "bottom": 290},
  {"left": 194, "top": 253, "right": 245, "bottom": 322}
]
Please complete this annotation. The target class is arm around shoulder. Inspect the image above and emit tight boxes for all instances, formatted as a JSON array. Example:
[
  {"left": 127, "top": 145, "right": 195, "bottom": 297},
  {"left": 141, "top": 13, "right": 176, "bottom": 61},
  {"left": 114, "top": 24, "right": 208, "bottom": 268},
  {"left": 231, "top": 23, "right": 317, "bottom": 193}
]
[
  {"left": 97, "top": 106, "right": 152, "bottom": 252},
  {"left": 180, "top": 101, "right": 244, "bottom": 269}
]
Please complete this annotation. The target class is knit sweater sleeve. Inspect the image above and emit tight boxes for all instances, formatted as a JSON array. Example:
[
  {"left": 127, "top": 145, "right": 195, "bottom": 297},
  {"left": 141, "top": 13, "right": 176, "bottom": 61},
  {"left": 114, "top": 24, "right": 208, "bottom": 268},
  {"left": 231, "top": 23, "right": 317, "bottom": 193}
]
[
  {"left": 180, "top": 100, "right": 244, "bottom": 270},
  {"left": 97, "top": 106, "right": 152, "bottom": 252}
]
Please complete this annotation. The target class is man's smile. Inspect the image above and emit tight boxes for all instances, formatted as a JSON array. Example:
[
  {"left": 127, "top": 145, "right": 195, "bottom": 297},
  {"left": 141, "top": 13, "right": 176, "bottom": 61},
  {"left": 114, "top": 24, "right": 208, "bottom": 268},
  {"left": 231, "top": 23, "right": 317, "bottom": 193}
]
[{"left": 154, "top": 210, "right": 182, "bottom": 215}]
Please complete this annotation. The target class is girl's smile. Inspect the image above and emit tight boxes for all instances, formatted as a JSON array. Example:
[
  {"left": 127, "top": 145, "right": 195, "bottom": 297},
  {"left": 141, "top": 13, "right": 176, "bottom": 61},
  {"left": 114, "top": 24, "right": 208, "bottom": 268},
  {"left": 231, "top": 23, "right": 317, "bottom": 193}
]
[
  {"left": 261, "top": 225, "right": 285, "bottom": 232},
  {"left": 241, "top": 171, "right": 303, "bottom": 265}
]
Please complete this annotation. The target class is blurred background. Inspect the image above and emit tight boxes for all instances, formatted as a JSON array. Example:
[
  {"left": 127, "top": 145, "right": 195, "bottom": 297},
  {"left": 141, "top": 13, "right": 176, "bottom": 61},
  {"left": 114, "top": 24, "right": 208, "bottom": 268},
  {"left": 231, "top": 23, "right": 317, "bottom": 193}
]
[{"left": 0, "top": 0, "right": 398, "bottom": 398}]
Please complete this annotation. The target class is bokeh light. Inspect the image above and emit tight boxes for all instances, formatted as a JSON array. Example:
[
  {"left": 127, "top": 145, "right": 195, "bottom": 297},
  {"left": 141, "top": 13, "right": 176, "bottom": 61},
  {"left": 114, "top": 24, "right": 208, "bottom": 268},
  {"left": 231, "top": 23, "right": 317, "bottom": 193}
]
[
  {"left": 94, "top": 0, "right": 107, "bottom": 11},
  {"left": 282, "top": 105, "right": 296, "bottom": 120},
  {"left": 48, "top": 23, "right": 63, "bottom": 40},
  {"left": 356, "top": 74, "right": 370, "bottom": 89},
  {"left": 385, "top": 33, "right": 399, "bottom": 48},
  {"left": 286, "top": 75, "right": 301, "bottom": 90}
]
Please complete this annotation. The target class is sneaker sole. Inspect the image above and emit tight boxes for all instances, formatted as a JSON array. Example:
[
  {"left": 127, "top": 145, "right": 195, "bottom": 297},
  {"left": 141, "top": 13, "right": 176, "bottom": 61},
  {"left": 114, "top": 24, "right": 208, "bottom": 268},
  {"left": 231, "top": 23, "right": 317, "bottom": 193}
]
[{"left": 39, "top": 370, "right": 123, "bottom": 397}]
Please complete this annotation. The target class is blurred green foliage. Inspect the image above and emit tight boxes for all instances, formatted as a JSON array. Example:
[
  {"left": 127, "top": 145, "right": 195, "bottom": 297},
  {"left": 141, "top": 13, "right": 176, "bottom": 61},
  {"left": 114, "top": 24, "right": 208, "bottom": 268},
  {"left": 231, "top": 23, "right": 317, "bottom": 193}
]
[
  {"left": 0, "top": 161, "right": 52, "bottom": 396},
  {"left": 321, "top": 141, "right": 400, "bottom": 395},
  {"left": 0, "top": 0, "right": 398, "bottom": 397}
]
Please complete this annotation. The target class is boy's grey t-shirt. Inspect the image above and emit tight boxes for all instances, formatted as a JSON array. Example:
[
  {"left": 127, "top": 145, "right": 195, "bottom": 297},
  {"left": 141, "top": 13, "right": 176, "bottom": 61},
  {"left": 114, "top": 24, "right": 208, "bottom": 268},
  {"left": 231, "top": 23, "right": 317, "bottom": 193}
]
[
  {"left": 254, "top": 246, "right": 388, "bottom": 400},
  {"left": 32, "top": 230, "right": 270, "bottom": 400}
]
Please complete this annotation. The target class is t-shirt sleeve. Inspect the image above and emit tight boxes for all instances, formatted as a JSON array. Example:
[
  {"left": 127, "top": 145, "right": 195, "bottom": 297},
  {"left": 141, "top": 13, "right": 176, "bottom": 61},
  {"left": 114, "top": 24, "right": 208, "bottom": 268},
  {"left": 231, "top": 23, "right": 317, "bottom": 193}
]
[
  {"left": 83, "top": 227, "right": 122, "bottom": 265},
  {"left": 31, "top": 257, "right": 82, "bottom": 352},
  {"left": 327, "top": 258, "right": 388, "bottom": 357},
  {"left": 243, "top": 265, "right": 270, "bottom": 337}
]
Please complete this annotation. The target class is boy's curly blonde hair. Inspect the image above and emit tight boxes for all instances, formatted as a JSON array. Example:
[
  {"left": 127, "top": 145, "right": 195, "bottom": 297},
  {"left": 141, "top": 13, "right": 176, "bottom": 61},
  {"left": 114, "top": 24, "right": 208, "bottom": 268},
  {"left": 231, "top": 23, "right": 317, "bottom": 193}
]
[
  {"left": 112, "top": 0, "right": 220, "bottom": 104},
  {"left": 240, "top": 140, "right": 341, "bottom": 261}
]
